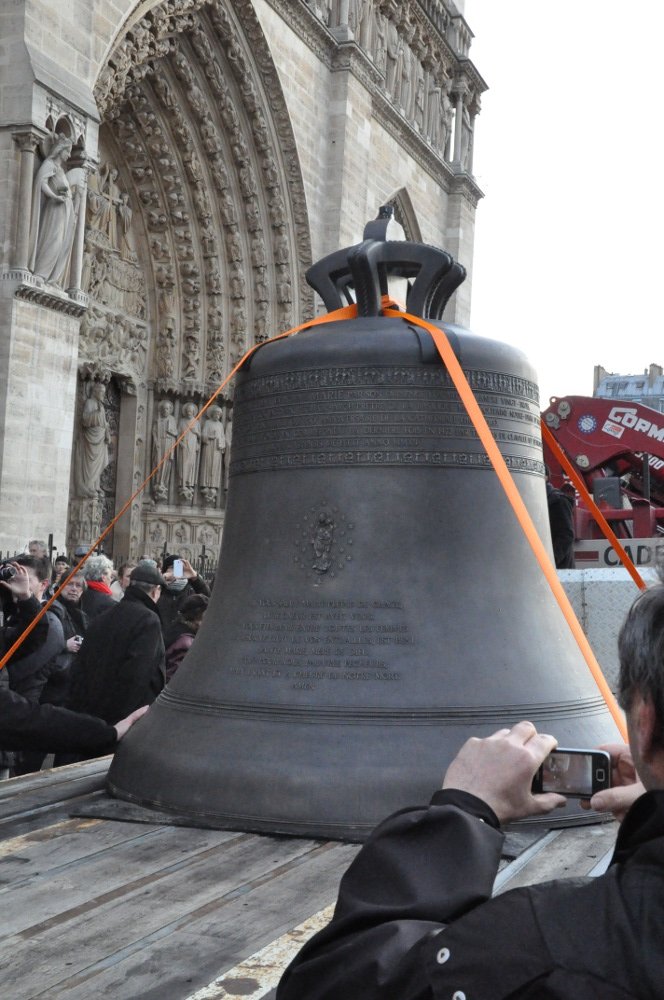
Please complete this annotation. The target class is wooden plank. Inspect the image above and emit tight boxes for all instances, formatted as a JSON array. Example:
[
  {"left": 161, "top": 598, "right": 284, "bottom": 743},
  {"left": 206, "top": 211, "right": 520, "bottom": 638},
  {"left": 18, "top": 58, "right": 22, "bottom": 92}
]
[
  {"left": 2, "top": 824, "right": 245, "bottom": 935},
  {"left": 0, "top": 830, "right": 348, "bottom": 999},
  {"left": 0, "top": 758, "right": 110, "bottom": 815},
  {"left": 0, "top": 818, "right": 188, "bottom": 889},
  {"left": 495, "top": 821, "right": 618, "bottom": 893},
  {"left": 0, "top": 759, "right": 110, "bottom": 840},
  {"left": 39, "top": 839, "right": 358, "bottom": 1000}
]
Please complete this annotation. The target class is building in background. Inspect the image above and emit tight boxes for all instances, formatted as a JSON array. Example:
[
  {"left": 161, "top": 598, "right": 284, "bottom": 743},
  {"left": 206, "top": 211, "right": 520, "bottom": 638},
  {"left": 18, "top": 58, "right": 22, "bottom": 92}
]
[
  {"left": 0, "top": 0, "right": 485, "bottom": 562},
  {"left": 594, "top": 364, "right": 664, "bottom": 412}
]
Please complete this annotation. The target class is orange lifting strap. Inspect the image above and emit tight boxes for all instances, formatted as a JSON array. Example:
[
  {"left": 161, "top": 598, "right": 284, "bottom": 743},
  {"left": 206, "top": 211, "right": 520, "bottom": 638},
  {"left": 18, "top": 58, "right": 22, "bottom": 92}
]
[{"left": 0, "top": 301, "right": 628, "bottom": 741}]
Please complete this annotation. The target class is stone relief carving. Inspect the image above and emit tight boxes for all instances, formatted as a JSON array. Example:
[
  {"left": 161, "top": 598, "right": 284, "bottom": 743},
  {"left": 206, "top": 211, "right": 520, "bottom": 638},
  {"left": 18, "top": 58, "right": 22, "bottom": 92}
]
[
  {"left": 152, "top": 399, "right": 178, "bottom": 502},
  {"left": 199, "top": 405, "right": 226, "bottom": 505},
  {"left": 28, "top": 134, "right": 80, "bottom": 285},
  {"left": 82, "top": 159, "right": 146, "bottom": 320},
  {"left": 79, "top": 306, "right": 148, "bottom": 380}
]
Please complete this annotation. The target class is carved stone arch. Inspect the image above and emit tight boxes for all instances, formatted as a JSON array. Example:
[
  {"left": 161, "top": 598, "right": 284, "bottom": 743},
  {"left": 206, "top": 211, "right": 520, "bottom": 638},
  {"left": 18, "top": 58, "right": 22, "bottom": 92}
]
[
  {"left": 385, "top": 187, "right": 423, "bottom": 243},
  {"left": 93, "top": 0, "right": 313, "bottom": 391},
  {"left": 73, "top": 0, "right": 314, "bottom": 561}
]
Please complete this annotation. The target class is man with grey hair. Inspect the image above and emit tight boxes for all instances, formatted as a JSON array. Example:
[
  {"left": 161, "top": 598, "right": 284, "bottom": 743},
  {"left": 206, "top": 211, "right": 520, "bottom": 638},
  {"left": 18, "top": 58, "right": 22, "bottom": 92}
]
[
  {"left": 27, "top": 539, "right": 48, "bottom": 558},
  {"left": 277, "top": 585, "right": 664, "bottom": 1000},
  {"left": 65, "top": 562, "right": 166, "bottom": 743},
  {"left": 80, "top": 553, "right": 116, "bottom": 620}
]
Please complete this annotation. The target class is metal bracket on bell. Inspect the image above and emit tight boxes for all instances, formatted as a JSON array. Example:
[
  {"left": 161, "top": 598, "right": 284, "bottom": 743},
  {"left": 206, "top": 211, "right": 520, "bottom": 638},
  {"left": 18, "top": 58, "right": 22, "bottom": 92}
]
[
  {"left": 306, "top": 214, "right": 466, "bottom": 321},
  {"left": 348, "top": 240, "right": 466, "bottom": 320}
]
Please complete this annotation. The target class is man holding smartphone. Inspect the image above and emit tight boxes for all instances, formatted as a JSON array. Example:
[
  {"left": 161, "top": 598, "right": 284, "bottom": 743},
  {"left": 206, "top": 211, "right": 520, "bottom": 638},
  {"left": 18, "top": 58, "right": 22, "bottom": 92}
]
[
  {"left": 156, "top": 553, "right": 210, "bottom": 635},
  {"left": 277, "top": 585, "right": 664, "bottom": 1000}
]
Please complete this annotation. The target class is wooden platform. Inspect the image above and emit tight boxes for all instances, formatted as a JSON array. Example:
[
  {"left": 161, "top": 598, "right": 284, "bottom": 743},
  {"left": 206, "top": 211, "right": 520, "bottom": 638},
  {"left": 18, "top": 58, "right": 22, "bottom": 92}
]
[{"left": 0, "top": 759, "right": 619, "bottom": 1000}]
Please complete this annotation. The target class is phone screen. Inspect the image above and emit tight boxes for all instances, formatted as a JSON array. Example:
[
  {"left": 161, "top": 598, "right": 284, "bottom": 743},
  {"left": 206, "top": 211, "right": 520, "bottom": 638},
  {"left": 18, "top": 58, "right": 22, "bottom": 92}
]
[
  {"left": 173, "top": 559, "right": 184, "bottom": 578},
  {"left": 534, "top": 749, "right": 610, "bottom": 797}
]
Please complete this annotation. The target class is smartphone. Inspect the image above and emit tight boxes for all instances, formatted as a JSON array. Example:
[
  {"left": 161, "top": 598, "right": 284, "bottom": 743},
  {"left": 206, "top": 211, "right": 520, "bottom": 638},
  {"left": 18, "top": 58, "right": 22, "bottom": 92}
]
[
  {"left": 532, "top": 748, "right": 611, "bottom": 797},
  {"left": 173, "top": 558, "right": 184, "bottom": 578}
]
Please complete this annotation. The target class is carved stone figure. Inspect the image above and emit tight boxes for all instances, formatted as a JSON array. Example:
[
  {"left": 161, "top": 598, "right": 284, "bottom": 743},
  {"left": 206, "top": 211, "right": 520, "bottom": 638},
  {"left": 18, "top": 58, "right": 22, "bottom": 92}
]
[
  {"left": 183, "top": 333, "right": 201, "bottom": 379},
  {"left": 28, "top": 135, "right": 77, "bottom": 284},
  {"left": 373, "top": 9, "right": 387, "bottom": 73},
  {"left": 385, "top": 18, "right": 402, "bottom": 100},
  {"left": 460, "top": 106, "right": 473, "bottom": 170},
  {"left": 73, "top": 380, "right": 111, "bottom": 498},
  {"left": 152, "top": 399, "right": 178, "bottom": 502},
  {"left": 176, "top": 401, "right": 201, "bottom": 502},
  {"left": 199, "top": 405, "right": 226, "bottom": 505},
  {"left": 118, "top": 192, "right": 134, "bottom": 258}
]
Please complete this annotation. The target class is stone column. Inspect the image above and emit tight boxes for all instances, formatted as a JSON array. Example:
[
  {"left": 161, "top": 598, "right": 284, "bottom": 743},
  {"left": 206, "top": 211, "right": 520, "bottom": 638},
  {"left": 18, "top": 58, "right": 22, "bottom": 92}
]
[
  {"left": 12, "top": 130, "right": 40, "bottom": 271},
  {"left": 466, "top": 111, "right": 476, "bottom": 173},
  {"left": 67, "top": 158, "right": 93, "bottom": 296},
  {"left": 331, "top": 0, "right": 352, "bottom": 41},
  {"left": 453, "top": 92, "right": 464, "bottom": 163}
]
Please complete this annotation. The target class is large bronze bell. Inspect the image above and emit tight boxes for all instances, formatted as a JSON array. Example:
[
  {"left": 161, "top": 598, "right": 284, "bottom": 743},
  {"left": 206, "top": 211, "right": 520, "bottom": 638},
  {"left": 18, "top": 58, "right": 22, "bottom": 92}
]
[{"left": 108, "top": 214, "right": 621, "bottom": 839}]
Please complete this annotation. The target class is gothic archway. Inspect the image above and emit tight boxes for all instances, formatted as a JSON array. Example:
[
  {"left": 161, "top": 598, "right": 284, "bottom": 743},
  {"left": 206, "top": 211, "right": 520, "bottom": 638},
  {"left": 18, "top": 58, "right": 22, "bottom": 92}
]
[{"left": 69, "top": 0, "right": 314, "bottom": 562}]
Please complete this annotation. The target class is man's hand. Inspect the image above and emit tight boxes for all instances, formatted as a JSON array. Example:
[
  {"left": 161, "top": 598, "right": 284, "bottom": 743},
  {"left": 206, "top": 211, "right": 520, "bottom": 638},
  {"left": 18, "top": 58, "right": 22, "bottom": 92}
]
[
  {"left": 113, "top": 705, "right": 149, "bottom": 741},
  {"left": 442, "top": 720, "right": 567, "bottom": 824},
  {"left": 581, "top": 742, "right": 645, "bottom": 822},
  {"left": 181, "top": 558, "right": 197, "bottom": 580},
  {"left": 0, "top": 563, "right": 31, "bottom": 601}
]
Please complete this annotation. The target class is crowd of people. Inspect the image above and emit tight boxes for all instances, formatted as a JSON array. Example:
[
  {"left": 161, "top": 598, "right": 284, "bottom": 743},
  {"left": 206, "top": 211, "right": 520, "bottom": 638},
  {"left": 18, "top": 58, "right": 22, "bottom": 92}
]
[{"left": 0, "top": 539, "right": 210, "bottom": 779}]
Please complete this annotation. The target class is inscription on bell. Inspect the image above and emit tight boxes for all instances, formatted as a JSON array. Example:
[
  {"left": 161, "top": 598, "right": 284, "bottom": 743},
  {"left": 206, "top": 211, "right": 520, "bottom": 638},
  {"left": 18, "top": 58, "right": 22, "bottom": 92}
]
[
  {"left": 232, "top": 597, "right": 411, "bottom": 689},
  {"left": 230, "top": 366, "right": 541, "bottom": 476}
]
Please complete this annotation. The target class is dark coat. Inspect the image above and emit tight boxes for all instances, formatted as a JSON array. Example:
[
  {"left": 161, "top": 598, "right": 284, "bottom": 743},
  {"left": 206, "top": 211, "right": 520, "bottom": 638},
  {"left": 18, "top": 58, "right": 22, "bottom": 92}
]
[
  {"left": 156, "top": 574, "right": 210, "bottom": 634},
  {"left": 67, "top": 585, "right": 165, "bottom": 725},
  {"left": 277, "top": 789, "right": 664, "bottom": 1000},
  {"left": 163, "top": 623, "right": 194, "bottom": 682},
  {"left": 547, "top": 482, "right": 576, "bottom": 568},
  {"left": 5, "top": 600, "right": 64, "bottom": 704},
  {"left": 38, "top": 598, "right": 89, "bottom": 708},
  {"left": 0, "top": 601, "right": 116, "bottom": 755},
  {"left": 80, "top": 584, "right": 116, "bottom": 621}
]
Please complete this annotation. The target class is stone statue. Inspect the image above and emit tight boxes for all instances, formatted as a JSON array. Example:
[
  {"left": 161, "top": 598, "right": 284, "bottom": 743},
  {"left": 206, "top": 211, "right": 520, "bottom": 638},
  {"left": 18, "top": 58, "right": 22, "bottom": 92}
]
[
  {"left": 176, "top": 401, "right": 200, "bottom": 502},
  {"left": 199, "top": 405, "right": 226, "bottom": 505},
  {"left": 118, "top": 192, "right": 134, "bottom": 258},
  {"left": 385, "top": 18, "right": 402, "bottom": 101},
  {"left": 73, "top": 380, "right": 111, "bottom": 498},
  {"left": 460, "top": 106, "right": 474, "bottom": 170},
  {"left": 28, "top": 135, "right": 77, "bottom": 284},
  {"left": 152, "top": 399, "right": 178, "bottom": 502}
]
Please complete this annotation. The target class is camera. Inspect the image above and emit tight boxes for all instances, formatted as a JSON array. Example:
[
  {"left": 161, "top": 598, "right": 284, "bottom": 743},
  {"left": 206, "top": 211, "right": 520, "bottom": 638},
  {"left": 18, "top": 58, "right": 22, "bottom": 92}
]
[
  {"left": 532, "top": 748, "right": 611, "bottom": 797},
  {"left": 0, "top": 562, "right": 17, "bottom": 583}
]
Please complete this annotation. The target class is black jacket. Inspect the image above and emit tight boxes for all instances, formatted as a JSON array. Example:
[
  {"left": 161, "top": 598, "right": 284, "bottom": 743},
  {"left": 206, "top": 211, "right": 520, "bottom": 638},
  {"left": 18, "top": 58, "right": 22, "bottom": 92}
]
[
  {"left": 67, "top": 585, "right": 165, "bottom": 725},
  {"left": 277, "top": 789, "right": 664, "bottom": 1000},
  {"left": 4, "top": 597, "right": 63, "bottom": 703},
  {"left": 80, "top": 585, "right": 116, "bottom": 621},
  {"left": 156, "top": 574, "right": 210, "bottom": 634},
  {"left": 0, "top": 600, "right": 116, "bottom": 755},
  {"left": 547, "top": 482, "right": 576, "bottom": 568}
]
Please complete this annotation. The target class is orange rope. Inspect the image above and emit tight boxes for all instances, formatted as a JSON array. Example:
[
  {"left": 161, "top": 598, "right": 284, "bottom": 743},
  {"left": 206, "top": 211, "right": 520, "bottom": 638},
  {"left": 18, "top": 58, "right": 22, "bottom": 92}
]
[
  {"left": 0, "top": 304, "right": 359, "bottom": 672},
  {"left": 383, "top": 306, "right": 627, "bottom": 741},
  {"left": 541, "top": 421, "right": 646, "bottom": 591}
]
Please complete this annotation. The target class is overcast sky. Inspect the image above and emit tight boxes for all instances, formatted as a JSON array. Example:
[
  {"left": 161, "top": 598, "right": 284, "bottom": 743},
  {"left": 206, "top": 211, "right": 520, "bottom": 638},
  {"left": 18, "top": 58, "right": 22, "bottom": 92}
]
[{"left": 462, "top": 1, "right": 664, "bottom": 407}]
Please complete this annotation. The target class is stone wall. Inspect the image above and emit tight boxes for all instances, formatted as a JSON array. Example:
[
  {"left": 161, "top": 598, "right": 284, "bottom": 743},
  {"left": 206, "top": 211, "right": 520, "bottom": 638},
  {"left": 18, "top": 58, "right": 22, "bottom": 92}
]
[{"left": 0, "top": 296, "right": 78, "bottom": 553}]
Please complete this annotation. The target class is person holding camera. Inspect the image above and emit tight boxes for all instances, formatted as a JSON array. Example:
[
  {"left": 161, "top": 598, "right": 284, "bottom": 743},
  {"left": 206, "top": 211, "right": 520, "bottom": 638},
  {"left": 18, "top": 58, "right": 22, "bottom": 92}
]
[
  {"left": 276, "top": 586, "right": 664, "bottom": 1000},
  {"left": 156, "top": 553, "right": 210, "bottom": 635},
  {"left": 0, "top": 562, "right": 147, "bottom": 766}
]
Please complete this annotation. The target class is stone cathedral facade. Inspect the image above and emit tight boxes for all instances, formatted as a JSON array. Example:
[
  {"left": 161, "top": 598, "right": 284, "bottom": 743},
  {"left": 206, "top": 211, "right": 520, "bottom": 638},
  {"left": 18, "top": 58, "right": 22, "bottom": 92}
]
[{"left": 0, "top": 0, "right": 485, "bottom": 564}]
